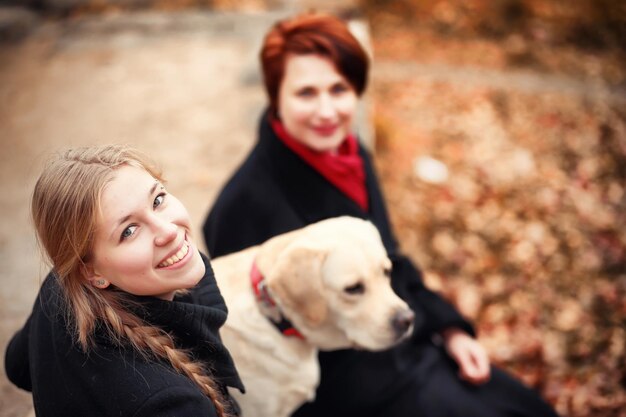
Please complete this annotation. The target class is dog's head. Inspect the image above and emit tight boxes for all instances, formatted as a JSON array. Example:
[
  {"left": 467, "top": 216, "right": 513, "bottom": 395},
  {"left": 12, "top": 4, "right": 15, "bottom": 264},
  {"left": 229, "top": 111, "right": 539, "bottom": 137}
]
[{"left": 258, "top": 217, "right": 415, "bottom": 351}]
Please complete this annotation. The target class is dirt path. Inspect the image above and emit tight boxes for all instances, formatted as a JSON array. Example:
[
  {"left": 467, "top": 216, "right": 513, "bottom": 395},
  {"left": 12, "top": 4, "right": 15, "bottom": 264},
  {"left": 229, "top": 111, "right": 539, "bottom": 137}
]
[{"left": 373, "top": 60, "right": 625, "bottom": 105}]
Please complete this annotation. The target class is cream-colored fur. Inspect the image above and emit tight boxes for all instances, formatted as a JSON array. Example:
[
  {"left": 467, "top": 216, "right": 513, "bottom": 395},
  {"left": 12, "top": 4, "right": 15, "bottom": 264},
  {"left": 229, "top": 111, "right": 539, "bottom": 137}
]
[{"left": 211, "top": 216, "right": 414, "bottom": 417}]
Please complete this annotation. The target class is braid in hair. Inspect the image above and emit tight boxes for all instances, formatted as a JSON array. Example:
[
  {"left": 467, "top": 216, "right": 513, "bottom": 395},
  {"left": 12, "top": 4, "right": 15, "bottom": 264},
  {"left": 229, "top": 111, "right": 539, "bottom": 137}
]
[{"left": 98, "top": 290, "right": 231, "bottom": 417}]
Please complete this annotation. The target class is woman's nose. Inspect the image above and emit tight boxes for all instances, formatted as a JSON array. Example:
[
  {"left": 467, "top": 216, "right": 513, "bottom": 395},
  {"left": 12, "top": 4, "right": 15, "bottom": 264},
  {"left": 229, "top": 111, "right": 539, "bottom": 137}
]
[
  {"left": 316, "top": 94, "right": 337, "bottom": 119},
  {"left": 152, "top": 216, "right": 178, "bottom": 247}
]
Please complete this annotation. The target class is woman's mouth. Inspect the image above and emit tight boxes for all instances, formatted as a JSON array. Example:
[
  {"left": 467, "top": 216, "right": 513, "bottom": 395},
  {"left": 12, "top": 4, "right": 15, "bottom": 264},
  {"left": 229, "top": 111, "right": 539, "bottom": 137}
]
[
  {"left": 158, "top": 239, "right": 191, "bottom": 268},
  {"left": 312, "top": 124, "right": 338, "bottom": 136}
]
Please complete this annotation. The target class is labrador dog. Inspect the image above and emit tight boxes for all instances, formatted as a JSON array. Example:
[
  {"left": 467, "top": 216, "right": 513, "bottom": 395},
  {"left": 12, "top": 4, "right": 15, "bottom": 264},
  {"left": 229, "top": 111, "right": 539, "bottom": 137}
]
[{"left": 211, "top": 216, "right": 415, "bottom": 417}]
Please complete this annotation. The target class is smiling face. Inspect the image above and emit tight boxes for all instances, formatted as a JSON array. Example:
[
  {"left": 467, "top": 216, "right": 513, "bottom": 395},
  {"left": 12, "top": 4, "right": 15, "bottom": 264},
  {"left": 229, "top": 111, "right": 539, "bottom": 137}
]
[
  {"left": 86, "top": 165, "right": 205, "bottom": 300},
  {"left": 277, "top": 54, "right": 358, "bottom": 153}
]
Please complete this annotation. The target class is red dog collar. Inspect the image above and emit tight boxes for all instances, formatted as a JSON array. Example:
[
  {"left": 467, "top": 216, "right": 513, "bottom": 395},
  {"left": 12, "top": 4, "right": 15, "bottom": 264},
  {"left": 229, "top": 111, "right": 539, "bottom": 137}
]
[{"left": 250, "top": 261, "right": 305, "bottom": 340}]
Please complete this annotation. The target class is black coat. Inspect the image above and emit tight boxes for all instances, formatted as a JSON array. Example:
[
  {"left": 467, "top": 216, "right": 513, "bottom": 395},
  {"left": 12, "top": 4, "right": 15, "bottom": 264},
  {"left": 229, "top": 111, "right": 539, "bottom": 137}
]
[
  {"left": 5, "top": 254, "right": 244, "bottom": 417},
  {"left": 203, "top": 112, "right": 475, "bottom": 416}
]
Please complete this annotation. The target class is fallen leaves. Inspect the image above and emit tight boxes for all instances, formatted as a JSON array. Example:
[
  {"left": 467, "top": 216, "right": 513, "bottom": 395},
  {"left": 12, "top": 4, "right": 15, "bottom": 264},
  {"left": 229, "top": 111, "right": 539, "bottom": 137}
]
[{"left": 371, "top": 8, "right": 625, "bottom": 413}]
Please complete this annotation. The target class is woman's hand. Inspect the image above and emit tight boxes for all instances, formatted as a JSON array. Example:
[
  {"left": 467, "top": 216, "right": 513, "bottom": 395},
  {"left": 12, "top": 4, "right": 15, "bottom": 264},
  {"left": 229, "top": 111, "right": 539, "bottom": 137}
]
[{"left": 442, "top": 328, "right": 491, "bottom": 385}]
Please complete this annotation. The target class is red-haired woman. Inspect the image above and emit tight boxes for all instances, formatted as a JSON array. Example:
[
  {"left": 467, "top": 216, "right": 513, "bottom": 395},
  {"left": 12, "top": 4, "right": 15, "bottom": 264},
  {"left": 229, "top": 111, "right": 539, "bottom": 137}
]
[{"left": 203, "top": 13, "right": 558, "bottom": 417}]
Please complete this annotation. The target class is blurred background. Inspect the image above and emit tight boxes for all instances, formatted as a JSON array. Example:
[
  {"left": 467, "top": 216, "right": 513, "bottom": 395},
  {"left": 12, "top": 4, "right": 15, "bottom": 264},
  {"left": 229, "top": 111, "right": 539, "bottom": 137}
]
[{"left": 0, "top": 1, "right": 624, "bottom": 416}]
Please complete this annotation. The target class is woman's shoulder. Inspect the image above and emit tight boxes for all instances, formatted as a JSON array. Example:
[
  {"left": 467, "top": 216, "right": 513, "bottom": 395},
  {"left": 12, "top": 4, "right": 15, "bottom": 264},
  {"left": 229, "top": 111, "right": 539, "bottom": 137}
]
[
  {"left": 19, "top": 321, "right": 213, "bottom": 416},
  {"left": 221, "top": 149, "right": 281, "bottom": 195},
  {"left": 131, "top": 384, "right": 218, "bottom": 417},
  {"left": 89, "top": 353, "right": 217, "bottom": 417},
  {"left": 208, "top": 154, "right": 289, "bottom": 229}
]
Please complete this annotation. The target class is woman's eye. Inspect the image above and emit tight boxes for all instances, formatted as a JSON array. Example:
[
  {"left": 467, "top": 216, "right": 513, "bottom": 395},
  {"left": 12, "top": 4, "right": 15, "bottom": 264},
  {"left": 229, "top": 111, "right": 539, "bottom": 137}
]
[
  {"left": 344, "top": 282, "right": 365, "bottom": 295},
  {"left": 331, "top": 83, "right": 349, "bottom": 95},
  {"left": 297, "top": 88, "right": 315, "bottom": 97},
  {"left": 153, "top": 193, "right": 165, "bottom": 209},
  {"left": 384, "top": 267, "right": 392, "bottom": 278},
  {"left": 120, "top": 225, "right": 137, "bottom": 241}
]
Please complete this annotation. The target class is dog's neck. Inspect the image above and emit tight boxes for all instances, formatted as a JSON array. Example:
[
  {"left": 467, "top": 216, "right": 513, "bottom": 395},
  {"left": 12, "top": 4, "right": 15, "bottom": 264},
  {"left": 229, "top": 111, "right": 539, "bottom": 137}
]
[{"left": 250, "top": 260, "right": 305, "bottom": 340}]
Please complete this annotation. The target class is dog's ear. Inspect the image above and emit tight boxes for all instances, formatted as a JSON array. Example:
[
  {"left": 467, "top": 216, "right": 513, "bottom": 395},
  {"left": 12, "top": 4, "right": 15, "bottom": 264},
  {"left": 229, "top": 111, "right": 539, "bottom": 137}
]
[{"left": 265, "top": 245, "right": 328, "bottom": 328}]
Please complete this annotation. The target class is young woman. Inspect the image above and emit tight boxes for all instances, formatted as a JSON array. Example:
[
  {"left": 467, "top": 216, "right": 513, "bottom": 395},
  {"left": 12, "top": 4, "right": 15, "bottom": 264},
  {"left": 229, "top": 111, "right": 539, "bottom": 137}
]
[
  {"left": 203, "top": 13, "right": 559, "bottom": 417},
  {"left": 5, "top": 145, "right": 244, "bottom": 417}
]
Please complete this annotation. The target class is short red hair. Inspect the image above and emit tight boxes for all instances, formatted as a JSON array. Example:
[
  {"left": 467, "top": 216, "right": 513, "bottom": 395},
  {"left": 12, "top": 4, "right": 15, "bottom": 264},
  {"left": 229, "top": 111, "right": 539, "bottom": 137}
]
[{"left": 260, "top": 13, "right": 369, "bottom": 115}]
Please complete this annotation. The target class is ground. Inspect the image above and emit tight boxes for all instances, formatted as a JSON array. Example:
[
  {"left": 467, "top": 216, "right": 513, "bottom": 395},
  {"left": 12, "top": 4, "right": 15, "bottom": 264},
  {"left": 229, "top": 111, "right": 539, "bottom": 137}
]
[{"left": 368, "top": 2, "right": 625, "bottom": 416}]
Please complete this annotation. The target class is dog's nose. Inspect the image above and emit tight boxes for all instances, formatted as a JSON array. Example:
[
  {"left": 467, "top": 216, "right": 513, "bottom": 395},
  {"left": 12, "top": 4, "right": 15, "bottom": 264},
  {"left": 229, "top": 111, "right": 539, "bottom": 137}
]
[{"left": 392, "top": 309, "right": 415, "bottom": 336}]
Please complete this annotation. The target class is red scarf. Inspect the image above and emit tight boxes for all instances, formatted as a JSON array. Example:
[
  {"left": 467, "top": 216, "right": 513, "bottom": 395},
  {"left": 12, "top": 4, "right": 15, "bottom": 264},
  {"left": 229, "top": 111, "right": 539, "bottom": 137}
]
[{"left": 271, "top": 118, "right": 369, "bottom": 212}]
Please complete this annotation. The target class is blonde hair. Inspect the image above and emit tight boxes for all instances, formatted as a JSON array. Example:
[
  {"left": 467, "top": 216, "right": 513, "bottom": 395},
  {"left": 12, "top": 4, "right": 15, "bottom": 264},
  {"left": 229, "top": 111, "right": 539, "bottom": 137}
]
[{"left": 32, "top": 144, "right": 229, "bottom": 417}]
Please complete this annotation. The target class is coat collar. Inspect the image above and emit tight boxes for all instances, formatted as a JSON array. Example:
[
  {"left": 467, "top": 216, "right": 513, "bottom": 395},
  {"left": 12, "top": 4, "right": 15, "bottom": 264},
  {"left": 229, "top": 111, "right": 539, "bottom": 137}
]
[
  {"left": 255, "top": 109, "right": 398, "bottom": 254},
  {"left": 120, "top": 253, "right": 245, "bottom": 393},
  {"left": 257, "top": 110, "right": 368, "bottom": 221},
  {"left": 250, "top": 259, "right": 305, "bottom": 340}
]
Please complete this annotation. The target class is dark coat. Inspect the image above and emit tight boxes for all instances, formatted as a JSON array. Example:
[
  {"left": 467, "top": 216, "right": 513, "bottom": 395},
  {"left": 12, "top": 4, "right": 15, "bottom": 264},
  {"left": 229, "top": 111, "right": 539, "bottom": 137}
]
[
  {"left": 5, "top": 254, "right": 244, "bottom": 417},
  {"left": 203, "top": 111, "right": 560, "bottom": 417}
]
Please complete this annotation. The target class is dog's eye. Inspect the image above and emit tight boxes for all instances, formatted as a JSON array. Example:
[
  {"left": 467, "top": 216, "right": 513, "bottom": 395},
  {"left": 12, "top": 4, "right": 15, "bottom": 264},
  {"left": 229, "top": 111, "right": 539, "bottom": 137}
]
[{"left": 344, "top": 282, "right": 365, "bottom": 295}]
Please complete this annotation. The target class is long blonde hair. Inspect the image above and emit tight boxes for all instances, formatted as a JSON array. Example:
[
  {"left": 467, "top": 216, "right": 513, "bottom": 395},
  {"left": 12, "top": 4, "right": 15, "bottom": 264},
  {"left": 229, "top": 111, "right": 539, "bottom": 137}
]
[{"left": 32, "top": 144, "right": 229, "bottom": 417}]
